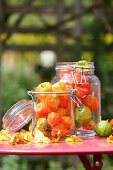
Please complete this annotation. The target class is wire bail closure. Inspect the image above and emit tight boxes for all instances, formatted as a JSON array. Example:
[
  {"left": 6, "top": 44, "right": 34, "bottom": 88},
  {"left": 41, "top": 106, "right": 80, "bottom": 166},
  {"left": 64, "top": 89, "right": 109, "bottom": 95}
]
[
  {"left": 72, "top": 66, "right": 87, "bottom": 85},
  {"left": 70, "top": 89, "right": 85, "bottom": 111},
  {"left": 71, "top": 65, "right": 86, "bottom": 110}
]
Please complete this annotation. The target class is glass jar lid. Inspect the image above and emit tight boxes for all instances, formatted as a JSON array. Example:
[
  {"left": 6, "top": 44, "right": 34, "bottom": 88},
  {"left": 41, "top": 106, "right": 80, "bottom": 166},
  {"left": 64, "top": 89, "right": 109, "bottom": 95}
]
[{"left": 2, "top": 99, "right": 33, "bottom": 133}]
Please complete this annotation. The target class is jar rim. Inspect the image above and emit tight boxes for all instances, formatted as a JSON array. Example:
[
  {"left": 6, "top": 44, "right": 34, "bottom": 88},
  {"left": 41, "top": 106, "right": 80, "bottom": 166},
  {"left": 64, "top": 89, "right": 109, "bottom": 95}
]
[
  {"left": 28, "top": 90, "right": 72, "bottom": 95},
  {"left": 55, "top": 62, "right": 95, "bottom": 70}
]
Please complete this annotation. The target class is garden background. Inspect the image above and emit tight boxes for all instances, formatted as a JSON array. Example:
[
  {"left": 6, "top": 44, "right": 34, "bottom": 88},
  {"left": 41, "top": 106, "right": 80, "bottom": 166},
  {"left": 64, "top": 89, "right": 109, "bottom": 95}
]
[{"left": 0, "top": 0, "right": 113, "bottom": 169}]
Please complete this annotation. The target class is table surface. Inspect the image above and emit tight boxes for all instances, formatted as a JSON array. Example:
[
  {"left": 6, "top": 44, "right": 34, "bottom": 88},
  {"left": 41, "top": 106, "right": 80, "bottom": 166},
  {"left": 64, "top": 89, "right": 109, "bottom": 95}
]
[{"left": 0, "top": 136, "right": 113, "bottom": 155}]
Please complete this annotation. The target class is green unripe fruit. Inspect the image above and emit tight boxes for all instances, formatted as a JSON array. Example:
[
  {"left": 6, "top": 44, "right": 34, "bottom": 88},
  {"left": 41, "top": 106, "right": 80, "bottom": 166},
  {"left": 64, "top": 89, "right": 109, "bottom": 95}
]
[
  {"left": 76, "top": 60, "right": 89, "bottom": 73},
  {"left": 95, "top": 120, "right": 112, "bottom": 137},
  {"left": 76, "top": 60, "right": 89, "bottom": 68},
  {"left": 75, "top": 106, "right": 92, "bottom": 125}
]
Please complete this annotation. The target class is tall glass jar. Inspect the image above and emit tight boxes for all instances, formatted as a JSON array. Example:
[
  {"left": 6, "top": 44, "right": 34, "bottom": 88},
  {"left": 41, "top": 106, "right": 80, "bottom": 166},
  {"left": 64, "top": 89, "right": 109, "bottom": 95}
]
[{"left": 52, "top": 62, "right": 101, "bottom": 137}]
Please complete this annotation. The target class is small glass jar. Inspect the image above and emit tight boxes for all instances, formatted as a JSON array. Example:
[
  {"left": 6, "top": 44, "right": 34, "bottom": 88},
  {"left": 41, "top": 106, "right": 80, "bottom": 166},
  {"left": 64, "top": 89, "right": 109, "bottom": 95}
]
[
  {"left": 28, "top": 89, "right": 76, "bottom": 138},
  {"left": 52, "top": 62, "right": 101, "bottom": 137}
]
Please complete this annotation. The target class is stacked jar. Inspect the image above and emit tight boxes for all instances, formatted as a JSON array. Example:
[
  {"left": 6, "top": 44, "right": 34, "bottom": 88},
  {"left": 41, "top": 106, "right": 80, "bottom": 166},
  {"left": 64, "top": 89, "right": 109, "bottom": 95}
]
[{"left": 52, "top": 62, "right": 101, "bottom": 137}]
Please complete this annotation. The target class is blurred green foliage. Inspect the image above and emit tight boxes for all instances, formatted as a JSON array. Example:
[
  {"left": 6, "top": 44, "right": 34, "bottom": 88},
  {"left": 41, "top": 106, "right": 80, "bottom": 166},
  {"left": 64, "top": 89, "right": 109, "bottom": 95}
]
[
  {"left": 2, "top": 58, "right": 42, "bottom": 114},
  {"left": 0, "top": 155, "right": 113, "bottom": 170},
  {"left": 0, "top": 155, "right": 30, "bottom": 170},
  {"left": 48, "top": 161, "right": 63, "bottom": 170},
  {"left": 6, "top": 34, "right": 56, "bottom": 45}
]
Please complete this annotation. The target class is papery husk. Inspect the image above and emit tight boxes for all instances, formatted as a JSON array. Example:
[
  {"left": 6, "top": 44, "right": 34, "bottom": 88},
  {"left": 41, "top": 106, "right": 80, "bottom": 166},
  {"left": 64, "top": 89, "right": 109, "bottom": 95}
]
[{"left": 66, "top": 135, "right": 83, "bottom": 142}]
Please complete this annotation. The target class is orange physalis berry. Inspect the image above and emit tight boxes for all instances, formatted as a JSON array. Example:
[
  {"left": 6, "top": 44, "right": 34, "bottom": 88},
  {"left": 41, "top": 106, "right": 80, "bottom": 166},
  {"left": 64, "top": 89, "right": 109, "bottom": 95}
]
[
  {"left": 49, "top": 96, "right": 61, "bottom": 110},
  {"left": 75, "top": 85, "right": 87, "bottom": 98},
  {"left": 82, "top": 119, "right": 96, "bottom": 130},
  {"left": 59, "top": 95, "right": 70, "bottom": 108},
  {"left": 43, "top": 96, "right": 60, "bottom": 112},
  {"left": 35, "top": 82, "right": 52, "bottom": 92},
  {"left": 61, "top": 116, "right": 72, "bottom": 129},
  {"left": 82, "top": 94, "right": 98, "bottom": 112},
  {"left": 110, "top": 119, "right": 113, "bottom": 127},
  {"left": 35, "top": 102, "right": 51, "bottom": 118},
  {"left": 51, "top": 123, "right": 70, "bottom": 137},
  {"left": 75, "top": 83, "right": 93, "bottom": 98},
  {"left": 35, "top": 82, "right": 53, "bottom": 100},
  {"left": 81, "top": 83, "right": 93, "bottom": 95},
  {"left": 52, "top": 82, "right": 66, "bottom": 92},
  {"left": 57, "top": 107, "right": 69, "bottom": 116},
  {"left": 47, "top": 112, "right": 61, "bottom": 127},
  {"left": 107, "top": 135, "right": 113, "bottom": 143}
]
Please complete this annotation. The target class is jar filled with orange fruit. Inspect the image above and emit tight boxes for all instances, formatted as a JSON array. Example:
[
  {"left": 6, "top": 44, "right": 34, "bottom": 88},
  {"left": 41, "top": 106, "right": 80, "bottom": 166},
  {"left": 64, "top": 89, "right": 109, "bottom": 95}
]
[
  {"left": 28, "top": 82, "right": 76, "bottom": 138},
  {"left": 52, "top": 61, "right": 101, "bottom": 137}
]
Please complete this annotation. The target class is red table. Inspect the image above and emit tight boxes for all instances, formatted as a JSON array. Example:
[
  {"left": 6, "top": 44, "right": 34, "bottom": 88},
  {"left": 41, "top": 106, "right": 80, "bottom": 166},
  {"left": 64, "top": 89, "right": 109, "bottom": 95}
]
[{"left": 0, "top": 136, "right": 112, "bottom": 170}]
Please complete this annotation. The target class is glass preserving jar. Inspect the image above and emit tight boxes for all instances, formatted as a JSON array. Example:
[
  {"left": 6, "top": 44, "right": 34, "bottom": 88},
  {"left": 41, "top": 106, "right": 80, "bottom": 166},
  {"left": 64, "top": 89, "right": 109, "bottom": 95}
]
[
  {"left": 28, "top": 88, "right": 76, "bottom": 138},
  {"left": 52, "top": 62, "right": 101, "bottom": 137}
]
